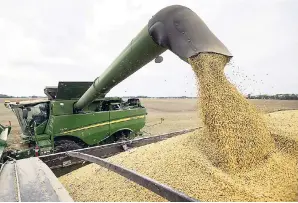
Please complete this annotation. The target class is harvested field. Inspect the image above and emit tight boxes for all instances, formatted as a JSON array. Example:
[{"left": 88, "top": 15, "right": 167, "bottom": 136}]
[
  {"left": 140, "top": 98, "right": 298, "bottom": 136},
  {"left": 140, "top": 98, "right": 200, "bottom": 135},
  {"left": 249, "top": 99, "right": 298, "bottom": 113},
  {"left": 141, "top": 98, "right": 298, "bottom": 114}
]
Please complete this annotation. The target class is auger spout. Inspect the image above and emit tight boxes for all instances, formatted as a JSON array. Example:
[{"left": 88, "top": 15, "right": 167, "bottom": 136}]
[{"left": 74, "top": 5, "right": 232, "bottom": 111}]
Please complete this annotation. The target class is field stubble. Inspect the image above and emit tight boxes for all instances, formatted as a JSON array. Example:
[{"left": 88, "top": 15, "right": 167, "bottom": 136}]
[{"left": 141, "top": 98, "right": 298, "bottom": 136}]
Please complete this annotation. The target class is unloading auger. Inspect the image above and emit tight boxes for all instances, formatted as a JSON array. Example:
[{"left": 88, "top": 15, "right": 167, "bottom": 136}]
[{"left": 74, "top": 5, "right": 232, "bottom": 111}]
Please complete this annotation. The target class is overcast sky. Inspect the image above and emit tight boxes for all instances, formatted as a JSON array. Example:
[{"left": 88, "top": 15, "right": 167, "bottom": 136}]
[{"left": 0, "top": 0, "right": 297, "bottom": 97}]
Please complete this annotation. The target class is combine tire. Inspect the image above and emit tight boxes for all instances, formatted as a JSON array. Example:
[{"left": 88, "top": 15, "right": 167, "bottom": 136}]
[
  {"left": 54, "top": 140, "right": 82, "bottom": 153},
  {"left": 99, "top": 131, "right": 132, "bottom": 145},
  {"left": 115, "top": 131, "right": 132, "bottom": 142}
]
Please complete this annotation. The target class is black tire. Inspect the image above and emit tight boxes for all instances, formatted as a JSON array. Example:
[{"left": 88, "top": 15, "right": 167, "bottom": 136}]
[
  {"left": 54, "top": 140, "right": 82, "bottom": 153},
  {"left": 99, "top": 131, "right": 132, "bottom": 145},
  {"left": 114, "top": 131, "right": 132, "bottom": 142}
]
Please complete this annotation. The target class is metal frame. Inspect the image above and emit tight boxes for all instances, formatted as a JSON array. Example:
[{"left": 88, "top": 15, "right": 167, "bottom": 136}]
[{"left": 67, "top": 151, "right": 198, "bottom": 202}]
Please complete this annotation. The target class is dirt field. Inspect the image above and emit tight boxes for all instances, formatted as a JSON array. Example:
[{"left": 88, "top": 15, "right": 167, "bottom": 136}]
[
  {"left": 1, "top": 98, "right": 298, "bottom": 147},
  {"left": 141, "top": 98, "right": 298, "bottom": 135}
]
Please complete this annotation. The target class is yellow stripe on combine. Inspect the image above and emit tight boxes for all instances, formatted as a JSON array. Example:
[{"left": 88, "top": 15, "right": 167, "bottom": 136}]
[{"left": 61, "top": 115, "right": 145, "bottom": 135}]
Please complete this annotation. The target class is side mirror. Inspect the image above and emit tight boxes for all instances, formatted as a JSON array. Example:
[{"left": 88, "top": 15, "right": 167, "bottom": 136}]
[{"left": 23, "top": 109, "right": 28, "bottom": 119}]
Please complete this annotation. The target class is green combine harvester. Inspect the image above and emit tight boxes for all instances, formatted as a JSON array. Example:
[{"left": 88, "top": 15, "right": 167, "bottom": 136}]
[
  {"left": 0, "top": 5, "right": 231, "bottom": 202},
  {"left": 4, "top": 83, "right": 146, "bottom": 159}
]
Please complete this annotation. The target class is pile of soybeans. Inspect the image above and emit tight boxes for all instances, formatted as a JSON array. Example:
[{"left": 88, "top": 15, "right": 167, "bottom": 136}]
[{"left": 60, "top": 53, "right": 298, "bottom": 201}]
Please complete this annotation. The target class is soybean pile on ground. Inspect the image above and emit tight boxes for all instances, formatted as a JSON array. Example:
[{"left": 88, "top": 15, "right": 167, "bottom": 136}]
[{"left": 60, "top": 53, "right": 298, "bottom": 201}]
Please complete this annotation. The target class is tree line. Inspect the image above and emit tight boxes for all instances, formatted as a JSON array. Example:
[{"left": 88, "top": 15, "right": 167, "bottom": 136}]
[
  {"left": 248, "top": 94, "right": 298, "bottom": 100},
  {"left": 0, "top": 94, "right": 44, "bottom": 98}
]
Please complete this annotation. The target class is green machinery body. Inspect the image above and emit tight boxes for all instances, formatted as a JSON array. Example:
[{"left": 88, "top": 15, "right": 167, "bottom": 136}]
[
  {"left": 2, "top": 5, "right": 231, "bottom": 160},
  {"left": 48, "top": 100, "right": 146, "bottom": 145},
  {"left": 6, "top": 92, "right": 146, "bottom": 159}
]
